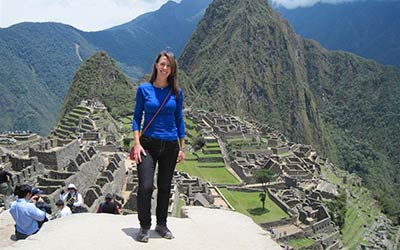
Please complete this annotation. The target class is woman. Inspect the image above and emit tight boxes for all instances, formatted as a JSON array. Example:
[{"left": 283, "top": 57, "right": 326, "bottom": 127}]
[{"left": 132, "top": 51, "right": 185, "bottom": 243}]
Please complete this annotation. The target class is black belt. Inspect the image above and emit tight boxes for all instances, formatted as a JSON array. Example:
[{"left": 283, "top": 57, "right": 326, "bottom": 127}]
[{"left": 141, "top": 135, "right": 178, "bottom": 145}]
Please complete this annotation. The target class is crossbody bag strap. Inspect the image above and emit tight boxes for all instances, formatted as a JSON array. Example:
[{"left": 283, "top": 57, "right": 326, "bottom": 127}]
[{"left": 140, "top": 88, "right": 173, "bottom": 136}]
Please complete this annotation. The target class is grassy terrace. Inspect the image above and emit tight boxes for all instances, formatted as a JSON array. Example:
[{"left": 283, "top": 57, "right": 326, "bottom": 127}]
[
  {"left": 184, "top": 117, "right": 196, "bottom": 129},
  {"left": 219, "top": 187, "right": 289, "bottom": 223},
  {"left": 288, "top": 238, "right": 314, "bottom": 249},
  {"left": 120, "top": 117, "right": 132, "bottom": 124},
  {"left": 341, "top": 187, "right": 380, "bottom": 249},
  {"left": 195, "top": 151, "right": 223, "bottom": 158},
  {"left": 321, "top": 164, "right": 381, "bottom": 250},
  {"left": 205, "top": 142, "right": 220, "bottom": 148},
  {"left": 185, "top": 120, "right": 199, "bottom": 143},
  {"left": 176, "top": 153, "right": 240, "bottom": 185}
]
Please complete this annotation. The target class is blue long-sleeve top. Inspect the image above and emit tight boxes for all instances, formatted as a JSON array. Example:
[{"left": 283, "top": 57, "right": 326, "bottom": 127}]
[
  {"left": 9, "top": 198, "right": 46, "bottom": 235},
  {"left": 132, "top": 82, "right": 185, "bottom": 141}
]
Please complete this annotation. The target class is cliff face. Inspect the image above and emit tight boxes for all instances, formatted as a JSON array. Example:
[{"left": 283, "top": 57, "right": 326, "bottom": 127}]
[
  {"left": 179, "top": 0, "right": 400, "bottom": 220},
  {"left": 180, "top": 0, "right": 328, "bottom": 152}
]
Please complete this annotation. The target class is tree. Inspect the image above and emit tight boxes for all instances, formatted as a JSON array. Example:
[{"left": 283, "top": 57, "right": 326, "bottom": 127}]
[
  {"left": 326, "top": 189, "right": 347, "bottom": 230},
  {"left": 194, "top": 136, "right": 206, "bottom": 150},
  {"left": 259, "top": 192, "right": 266, "bottom": 210},
  {"left": 254, "top": 168, "right": 275, "bottom": 193},
  {"left": 254, "top": 169, "right": 275, "bottom": 210}
]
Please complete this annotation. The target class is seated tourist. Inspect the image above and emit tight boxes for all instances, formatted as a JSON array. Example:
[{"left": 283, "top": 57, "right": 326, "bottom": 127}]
[
  {"left": 0, "top": 166, "right": 13, "bottom": 208},
  {"left": 61, "top": 183, "right": 83, "bottom": 213},
  {"left": 96, "top": 193, "right": 120, "bottom": 214},
  {"left": 9, "top": 184, "right": 46, "bottom": 240},
  {"left": 55, "top": 199, "right": 72, "bottom": 218},
  {"left": 31, "top": 188, "right": 52, "bottom": 228}
]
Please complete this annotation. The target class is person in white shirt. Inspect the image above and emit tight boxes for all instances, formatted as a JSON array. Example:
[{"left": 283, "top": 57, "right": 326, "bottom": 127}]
[
  {"left": 55, "top": 199, "right": 72, "bottom": 218},
  {"left": 61, "top": 183, "right": 83, "bottom": 213}
]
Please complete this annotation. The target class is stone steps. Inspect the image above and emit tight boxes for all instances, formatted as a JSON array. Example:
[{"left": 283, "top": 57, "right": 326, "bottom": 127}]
[
  {"left": 68, "top": 112, "right": 83, "bottom": 120},
  {"left": 72, "top": 108, "right": 90, "bottom": 116},
  {"left": 65, "top": 115, "right": 79, "bottom": 124},
  {"left": 55, "top": 127, "right": 72, "bottom": 137},
  {"left": 202, "top": 149, "right": 221, "bottom": 154},
  {"left": 60, "top": 124, "right": 75, "bottom": 133},
  {"left": 81, "top": 123, "right": 93, "bottom": 131},
  {"left": 37, "top": 176, "right": 66, "bottom": 187},
  {"left": 48, "top": 170, "right": 75, "bottom": 180},
  {"left": 37, "top": 185, "right": 61, "bottom": 195}
]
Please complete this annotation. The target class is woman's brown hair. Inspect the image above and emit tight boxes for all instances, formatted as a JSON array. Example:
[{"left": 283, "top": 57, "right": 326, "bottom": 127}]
[{"left": 149, "top": 51, "right": 179, "bottom": 97}]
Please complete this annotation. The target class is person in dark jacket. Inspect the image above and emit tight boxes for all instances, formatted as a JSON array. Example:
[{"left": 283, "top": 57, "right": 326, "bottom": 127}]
[
  {"left": 31, "top": 188, "right": 52, "bottom": 228},
  {"left": 0, "top": 167, "right": 13, "bottom": 195},
  {"left": 96, "top": 193, "right": 120, "bottom": 214}
]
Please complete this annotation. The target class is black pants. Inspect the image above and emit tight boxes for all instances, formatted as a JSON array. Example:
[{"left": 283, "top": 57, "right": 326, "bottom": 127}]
[
  {"left": 15, "top": 227, "right": 38, "bottom": 241},
  {"left": 137, "top": 135, "right": 179, "bottom": 229}
]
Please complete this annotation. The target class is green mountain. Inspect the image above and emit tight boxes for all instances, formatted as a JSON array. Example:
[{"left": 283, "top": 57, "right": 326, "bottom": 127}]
[
  {"left": 179, "top": 0, "right": 400, "bottom": 222},
  {"left": 0, "top": 0, "right": 211, "bottom": 135},
  {"left": 59, "top": 51, "right": 135, "bottom": 122},
  {"left": 0, "top": 22, "right": 97, "bottom": 134}
]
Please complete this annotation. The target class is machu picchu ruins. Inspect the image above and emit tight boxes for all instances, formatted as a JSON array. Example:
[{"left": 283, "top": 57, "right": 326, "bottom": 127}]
[{"left": 0, "top": 102, "right": 398, "bottom": 249}]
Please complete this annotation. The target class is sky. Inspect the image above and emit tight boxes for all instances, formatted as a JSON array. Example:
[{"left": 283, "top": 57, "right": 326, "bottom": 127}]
[
  {"left": 0, "top": 0, "right": 360, "bottom": 31},
  {"left": 271, "top": 0, "right": 357, "bottom": 9},
  {"left": 0, "top": 0, "right": 180, "bottom": 31}
]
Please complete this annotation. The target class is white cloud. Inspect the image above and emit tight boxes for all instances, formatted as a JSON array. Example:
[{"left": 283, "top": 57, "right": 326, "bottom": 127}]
[
  {"left": 0, "top": 0, "right": 179, "bottom": 31},
  {"left": 271, "top": 0, "right": 356, "bottom": 9}
]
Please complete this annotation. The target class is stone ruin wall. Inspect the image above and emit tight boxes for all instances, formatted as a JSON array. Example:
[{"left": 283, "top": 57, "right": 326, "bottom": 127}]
[
  {"left": 29, "top": 139, "right": 80, "bottom": 171},
  {"left": 50, "top": 151, "right": 126, "bottom": 212}
]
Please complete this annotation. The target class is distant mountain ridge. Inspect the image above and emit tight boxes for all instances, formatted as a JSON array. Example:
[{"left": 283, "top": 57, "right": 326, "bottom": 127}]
[
  {"left": 276, "top": 1, "right": 400, "bottom": 67},
  {"left": 82, "top": 0, "right": 212, "bottom": 73},
  {"left": 0, "top": 22, "right": 97, "bottom": 134}
]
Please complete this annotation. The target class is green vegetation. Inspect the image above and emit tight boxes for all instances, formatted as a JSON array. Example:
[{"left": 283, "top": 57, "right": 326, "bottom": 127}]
[
  {"left": 219, "top": 187, "right": 289, "bottom": 223},
  {"left": 254, "top": 169, "right": 275, "bottom": 209},
  {"left": 326, "top": 189, "right": 347, "bottom": 230},
  {"left": 176, "top": 154, "right": 239, "bottom": 185},
  {"left": 174, "top": 199, "right": 186, "bottom": 218},
  {"left": 59, "top": 51, "right": 135, "bottom": 123},
  {"left": 340, "top": 187, "right": 381, "bottom": 248},
  {"left": 287, "top": 238, "right": 314, "bottom": 249},
  {"left": 0, "top": 22, "right": 97, "bottom": 135}
]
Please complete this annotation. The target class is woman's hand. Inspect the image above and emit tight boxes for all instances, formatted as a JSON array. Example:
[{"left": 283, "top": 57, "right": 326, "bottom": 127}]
[
  {"left": 134, "top": 144, "right": 146, "bottom": 164},
  {"left": 176, "top": 150, "right": 185, "bottom": 163}
]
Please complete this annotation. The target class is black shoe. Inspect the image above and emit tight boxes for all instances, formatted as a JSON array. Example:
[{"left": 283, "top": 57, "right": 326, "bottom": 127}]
[
  {"left": 137, "top": 228, "right": 150, "bottom": 243},
  {"left": 155, "top": 225, "right": 174, "bottom": 239}
]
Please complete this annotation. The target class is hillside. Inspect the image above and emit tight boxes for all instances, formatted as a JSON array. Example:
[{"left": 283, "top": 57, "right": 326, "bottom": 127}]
[
  {"left": 276, "top": 1, "right": 400, "bottom": 68},
  {"left": 3, "top": 0, "right": 399, "bottom": 137},
  {"left": 0, "top": 0, "right": 211, "bottom": 135},
  {"left": 179, "top": 0, "right": 400, "bottom": 222},
  {"left": 0, "top": 22, "right": 97, "bottom": 134},
  {"left": 59, "top": 51, "right": 135, "bottom": 122}
]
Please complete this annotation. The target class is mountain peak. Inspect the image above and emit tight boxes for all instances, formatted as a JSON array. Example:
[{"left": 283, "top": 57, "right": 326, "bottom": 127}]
[
  {"left": 59, "top": 51, "right": 134, "bottom": 122},
  {"left": 179, "top": 0, "right": 321, "bottom": 148}
]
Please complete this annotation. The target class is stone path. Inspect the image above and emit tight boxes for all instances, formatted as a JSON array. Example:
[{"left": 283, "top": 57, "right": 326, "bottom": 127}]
[{"left": 1, "top": 206, "right": 282, "bottom": 250}]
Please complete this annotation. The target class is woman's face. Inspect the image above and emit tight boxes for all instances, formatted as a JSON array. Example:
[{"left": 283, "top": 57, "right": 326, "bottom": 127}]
[{"left": 155, "top": 56, "right": 172, "bottom": 80}]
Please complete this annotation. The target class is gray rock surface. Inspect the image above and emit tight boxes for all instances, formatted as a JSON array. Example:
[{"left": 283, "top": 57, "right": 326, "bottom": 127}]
[{"left": 1, "top": 206, "right": 282, "bottom": 250}]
